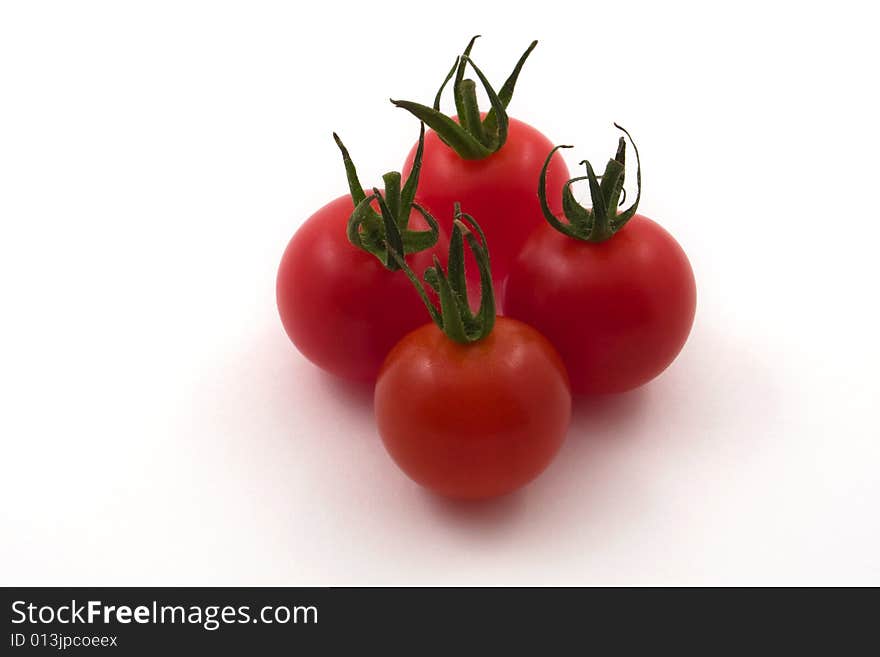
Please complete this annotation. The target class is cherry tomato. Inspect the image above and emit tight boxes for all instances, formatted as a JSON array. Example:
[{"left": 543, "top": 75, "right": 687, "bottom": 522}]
[
  {"left": 276, "top": 192, "right": 441, "bottom": 382},
  {"left": 393, "top": 38, "right": 570, "bottom": 291},
  {"left": 505, "top": 215, "right": 696, "bottom": 394},
  {"left": 503, "top": 126, "right": 696, "bottom": 394},
  {"left": 376, "top": 317, "right": 571, "bottom": 499},
  {"left": 373, "top": 209, "right": 570, "bottom": 500},
  {"left": 401, "top": 116, "right": 569, "bottom": 290}
]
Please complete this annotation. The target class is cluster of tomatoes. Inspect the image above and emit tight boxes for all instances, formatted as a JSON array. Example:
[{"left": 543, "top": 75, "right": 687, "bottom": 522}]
[{"left": 277, "top": 37, "right": 696, "bottom": 500}]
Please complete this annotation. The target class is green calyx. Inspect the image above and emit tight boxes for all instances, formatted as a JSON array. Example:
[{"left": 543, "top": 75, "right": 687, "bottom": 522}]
[
  {"left": 539, "top": 123, "right": 642, "bottom": 243},
  {"left": 390, "top": 36, "right": 537, "bottom": 160},
  {"left": 334, "top": 123, "right": 439, "bottom": 270},
  {"left": 386, "top": 203, "right": 495, "bottom": 344}
]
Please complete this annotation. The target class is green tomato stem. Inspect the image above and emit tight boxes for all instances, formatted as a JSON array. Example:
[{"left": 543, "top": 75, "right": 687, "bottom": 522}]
[
  {"left": 391, "top": 37, "right": 537, "bottom": 160},
  {"left": 335, "top": 123, "right": 440, "bottom": 269},
  {"left": 537, "top": 124, "right": 642, "bottom": 243},
  {"left": 386, "top": 204, "right": 495, "bottom": 344}
]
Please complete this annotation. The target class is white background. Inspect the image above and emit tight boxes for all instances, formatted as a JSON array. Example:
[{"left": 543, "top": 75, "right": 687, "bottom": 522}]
[{"left": 1, "top": 1, "right": 878, "bottom": 586}]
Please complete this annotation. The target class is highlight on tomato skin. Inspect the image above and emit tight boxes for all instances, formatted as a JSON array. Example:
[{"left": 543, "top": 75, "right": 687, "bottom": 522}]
[
  {"left": 375, "top": 318, "right": 571, "bottom": 500},
  {"left": 502, "top": 124, "right": 697, "bottom": 395}
]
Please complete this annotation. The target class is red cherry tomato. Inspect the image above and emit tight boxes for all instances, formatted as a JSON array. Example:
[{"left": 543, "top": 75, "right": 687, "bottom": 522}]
[
  {"left": 402, "top": 115, "right": 569, "bottom": 290},
  {"left": 375, "top": 317, "right": 571, "bottom": 499},
  {"left": 504, "top": 214, "right": 696, "bottom": 394},
  {"left": 276, "top": 192, "right": 441, "bottom": 382}
]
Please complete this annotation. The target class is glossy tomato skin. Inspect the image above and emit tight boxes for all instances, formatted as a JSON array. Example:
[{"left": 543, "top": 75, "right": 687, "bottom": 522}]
[
  {"left": 276, "top": 192, "right": 441, "bottom": 382},
  {"left": 375, "top": 318, "right": 571, "bottom": 500},
  {"left": 402, "top": 116, "right": 570, "bottom": 292},
  {"left": 504, "top": 215, "right": 696, "bottom": 395}
]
